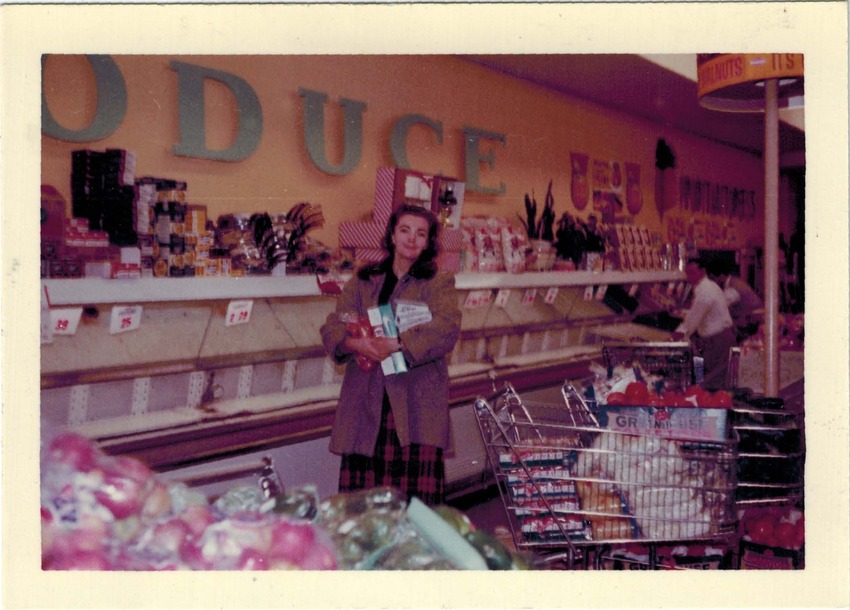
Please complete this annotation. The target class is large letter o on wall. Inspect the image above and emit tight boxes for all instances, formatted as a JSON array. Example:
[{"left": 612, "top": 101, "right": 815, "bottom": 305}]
[{"left": 42, "top": 54, "right": 128, "bottom": 142}]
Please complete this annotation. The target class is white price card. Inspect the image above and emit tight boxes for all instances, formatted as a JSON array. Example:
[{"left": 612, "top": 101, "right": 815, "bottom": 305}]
[
  {"left": 463, "top": 290, "right": 491, "bottom": 309},
  {"left": 595, "top": 285, "right": 608, "bottom": 300},
  {"left": 521, "top": 288, "right": 537, "bottom": 305},
  {"left": 544, "top": 287, "right": 559, "bottom": 305},
  {"left": 583, "top": 285, "right": 595, "bottom": 301},
  {"left": 226, "top": 300, "right": 254, "bottom": 326},
  {"left": 50, "top": 307, "right": 83, "bottom": 336},
  {"left": 463, "top": 291, "right": 480, "bottom": 309},
  {"left": 494, "top": 289, "right": 511, "bottom": 308},
  {"left": 110, "top": 305, "right": 143, "bottom": 334},
  {"left": 667, "top": 282, "right": 676, "bottom": 295},
  {"left": 628, "top": 283, "right": 639, "bottom": 297}
]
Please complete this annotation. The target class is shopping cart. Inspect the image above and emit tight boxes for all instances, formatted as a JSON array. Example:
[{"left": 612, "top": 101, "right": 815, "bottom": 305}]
[
  {"left": 601, "top": 342, "right": 695, "bottom": 392},
  {"left": 473, "top": 382, "right": 738, "bottom": 569}
]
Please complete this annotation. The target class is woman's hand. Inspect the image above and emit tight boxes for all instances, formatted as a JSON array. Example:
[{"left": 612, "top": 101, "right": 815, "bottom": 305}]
[{"left": 344, "top": 336, "right": 401, "bottom": 363}]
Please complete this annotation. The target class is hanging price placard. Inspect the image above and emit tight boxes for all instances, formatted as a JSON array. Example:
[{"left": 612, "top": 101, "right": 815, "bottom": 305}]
[
  {"left": 225, "top": 300, "right": 254, "bottom": 326},
  {"left": 595, "top": 285, "right": 608, "bottom": 300},
  {"left": 463, "top": 290, "right": 492, "bottom": 309},
  {"left": 521, "top": 288, "right": 537, "bottom": 305},
  {"left": 583, "top": 285, "right": 595, "bottom": 301},
  {"left": 628, "top": 283, "right": 639, "bottom": 297},
  {"left": 494, "top": 289, "right": 511, "bottom": 308},
  {"left": 544, "top": 287, "right": 559, "bottom": 305},
  {"left": 110, "top": 305, "right": 143, "bottom": 334},
  {"left": 463, "top": 291, "right": 481, "bottom": 309},
  {"left": 50, "top": 307, "right": 83, "bottom": 336}
]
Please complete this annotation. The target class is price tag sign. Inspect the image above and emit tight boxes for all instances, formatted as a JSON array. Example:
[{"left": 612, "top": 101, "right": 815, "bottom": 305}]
[
  {"left": 595, "top": 285, "right": 608, "bottom": 300},
  {"left": 463, "top": 290, "right": 492, "bottom": 309},
  {"left": 494, "top": 289, "right": 511, "bottom": 308},
  {"left": 521, "top": 288, "right": 537, "bottom": 305},
  {"left": 225, "top": 299, "right": 254, "bottom": 326},
  {"left": 628, "top": 283, "right": 639, "bottom": 297},
  {"left": 667, "top": 282, "right": 676, "bottom": 295},
  {"left": 110, "top": 305, "right": 143, "bottom": 334},
  {"left": 544, "top": 287, "right": 559, "bottom": 305},
  {"left": 583, "top": 285, "right": 595, "bottom": 301},
  {"left": 50, "top": 307, "right": 83, "bottom": 336}
]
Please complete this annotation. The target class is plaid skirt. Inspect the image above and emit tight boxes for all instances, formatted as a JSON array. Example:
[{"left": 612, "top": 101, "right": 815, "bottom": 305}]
[{"left": 338, "top": 394, "right": 445, "bottom": 506}]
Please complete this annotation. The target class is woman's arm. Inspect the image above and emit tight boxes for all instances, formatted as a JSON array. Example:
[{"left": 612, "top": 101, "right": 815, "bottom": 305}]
[{"left": 321, "top": 275, "right": 400, "bottom": 364}]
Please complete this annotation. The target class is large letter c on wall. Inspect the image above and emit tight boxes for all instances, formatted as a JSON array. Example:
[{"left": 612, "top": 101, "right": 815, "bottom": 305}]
[{"left": 42, "top": 55, "right": 128, "bottom": 142}]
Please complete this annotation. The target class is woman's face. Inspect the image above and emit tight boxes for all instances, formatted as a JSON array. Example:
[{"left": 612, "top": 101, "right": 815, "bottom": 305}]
[{"left": 392, "top": 213, "right": 430, "bottom": 264}]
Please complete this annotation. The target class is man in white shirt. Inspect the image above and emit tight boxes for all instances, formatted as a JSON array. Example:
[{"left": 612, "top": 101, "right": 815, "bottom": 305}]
[
  {"left": 672, "top": 259, "right": 736, "bottom": 390},
  {"left": 707, "top": 260, "right": 764, "bottom": 341}
]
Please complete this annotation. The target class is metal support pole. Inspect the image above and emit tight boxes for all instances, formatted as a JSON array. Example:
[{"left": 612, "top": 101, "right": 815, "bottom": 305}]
[{"left": 763, "top": 78, "right": 780, "bottom": 396}]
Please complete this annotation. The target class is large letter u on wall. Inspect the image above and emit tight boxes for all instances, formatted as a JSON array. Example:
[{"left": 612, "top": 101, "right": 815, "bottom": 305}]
[{"left": 298, "top": 88, "right": 366, "bottom": 176}]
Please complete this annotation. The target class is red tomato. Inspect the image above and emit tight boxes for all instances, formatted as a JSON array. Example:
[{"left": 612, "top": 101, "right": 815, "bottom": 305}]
[
  {"left": 712, "top": 390, "right": 733, "bottom": 407},
  {"left": 750, "top": 515, "right": 776, "bottom": 546},
  {"left": 662, "top": 392, "right": 686, "bottom": 407},
  {"left": 792, "top": 519, "right": 805, "bottom": 549},
  {"left": 606, "top": 392, "right": 627, "bottom": 405},
  {"left": 775, "top": 522, "right": 798, "bottom": 549},
  {"left": 646, "top": 392, "right": 663, "bottom": 407},
  {"left": 684, "top": 386, "right": 713, "bottom": 407},
  {"left": 625, "top": 381, "right": 650, "bottom": 404}
]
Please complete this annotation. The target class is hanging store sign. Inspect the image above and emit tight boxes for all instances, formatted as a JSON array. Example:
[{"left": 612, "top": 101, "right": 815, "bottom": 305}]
[
  {"left": 697, "top": 53, "right": 804, "bottom": 111},
  {"left": 42, "top": 55, "right": 507, "bottom": 194}
]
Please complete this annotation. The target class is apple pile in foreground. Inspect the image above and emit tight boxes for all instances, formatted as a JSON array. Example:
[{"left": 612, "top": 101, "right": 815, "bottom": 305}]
[{"left": 41, "top": 432, "right": 337, "bottom": 570}]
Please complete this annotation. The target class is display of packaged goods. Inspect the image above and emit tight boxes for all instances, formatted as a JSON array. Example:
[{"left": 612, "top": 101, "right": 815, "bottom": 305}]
[{"left": 520, "top": 515, "right": 590, "bottom": 542}]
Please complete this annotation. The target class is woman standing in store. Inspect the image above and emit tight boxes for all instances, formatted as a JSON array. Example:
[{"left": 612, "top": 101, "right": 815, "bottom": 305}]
[{"left": 321, "top": 204, "right": 461, "bottom": 505}]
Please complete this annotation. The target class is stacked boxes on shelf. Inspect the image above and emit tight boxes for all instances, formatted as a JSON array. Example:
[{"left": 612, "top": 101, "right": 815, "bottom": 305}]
[
  {"left": 612, "top": 224, "right": 664, "bottom": 271},
  {"left": 41, "top": 184, "right": 124, "bottom": 279},
  {"left": 71, "top": 148, "right": 138, "bottom": 245},
  {"left": 339, "top": 167, "right": 465, "bottom": 272}
]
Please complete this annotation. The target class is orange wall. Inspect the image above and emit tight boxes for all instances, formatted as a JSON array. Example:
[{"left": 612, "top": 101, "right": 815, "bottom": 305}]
[{"left": 42, "top": 54, "right": 766, "bottom": 249}]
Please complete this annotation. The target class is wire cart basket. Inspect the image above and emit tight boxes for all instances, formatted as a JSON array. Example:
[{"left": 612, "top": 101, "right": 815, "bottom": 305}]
[
  {"left": 601, "top": 342, "right": 695, "bottom": 392},
  {"left": 474, "top": 381, "right": 738, "bottom": 569}
]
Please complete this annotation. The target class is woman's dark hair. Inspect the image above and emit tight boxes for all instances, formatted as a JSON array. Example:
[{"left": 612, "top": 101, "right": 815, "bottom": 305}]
[{"left": 358, "top": 204, "right": 440, "bottom": 280}]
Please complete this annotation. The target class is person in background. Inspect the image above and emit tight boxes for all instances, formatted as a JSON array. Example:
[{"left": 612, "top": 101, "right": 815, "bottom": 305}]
[
  {"left": 320, "top": 204, "right": 461, "bottom": 506},
  {"left": 707, "top": 259, "right": 764, "bottom": 342},
  {"left": 672, "top": 258, "right": 736, "bottom": 390}
]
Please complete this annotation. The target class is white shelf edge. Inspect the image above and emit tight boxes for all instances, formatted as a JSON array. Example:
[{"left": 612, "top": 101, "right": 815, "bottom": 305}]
[
  {"left": 42, "top": 276, "right": 326, "bottom": 305},
  {"left": 42, "top": 270, "right": 686, "bottom": 306},
  {"left": 454, "top": 270, "right": 685, "bottom": 290}
]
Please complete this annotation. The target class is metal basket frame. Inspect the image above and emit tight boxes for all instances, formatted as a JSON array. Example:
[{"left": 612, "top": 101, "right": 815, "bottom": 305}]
[{"left": 474, "top": 382, "right": 738, "bottom": 569}]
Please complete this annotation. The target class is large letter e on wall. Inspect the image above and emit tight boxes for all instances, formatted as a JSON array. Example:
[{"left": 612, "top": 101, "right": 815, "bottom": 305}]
[
  {"left": 42, "top": 55, "right": 127, "bottom": 142},
  {"left": 171, "top": 61, "right": 263, "bottom": 162}
]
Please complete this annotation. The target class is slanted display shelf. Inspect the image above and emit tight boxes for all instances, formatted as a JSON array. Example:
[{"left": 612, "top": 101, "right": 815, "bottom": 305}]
[{"left": 42, "top": 270, "right": 685, "bottom": 305}]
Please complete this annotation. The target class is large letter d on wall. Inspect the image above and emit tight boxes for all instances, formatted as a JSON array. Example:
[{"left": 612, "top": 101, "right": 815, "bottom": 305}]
[{"left": 171, "top": 61, "right": 263, "bottom": 162}]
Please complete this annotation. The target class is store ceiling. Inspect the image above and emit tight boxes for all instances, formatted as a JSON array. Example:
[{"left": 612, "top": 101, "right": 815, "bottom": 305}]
[{"left": 462, "top": 54, "right": 806, "bottom": 163}]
